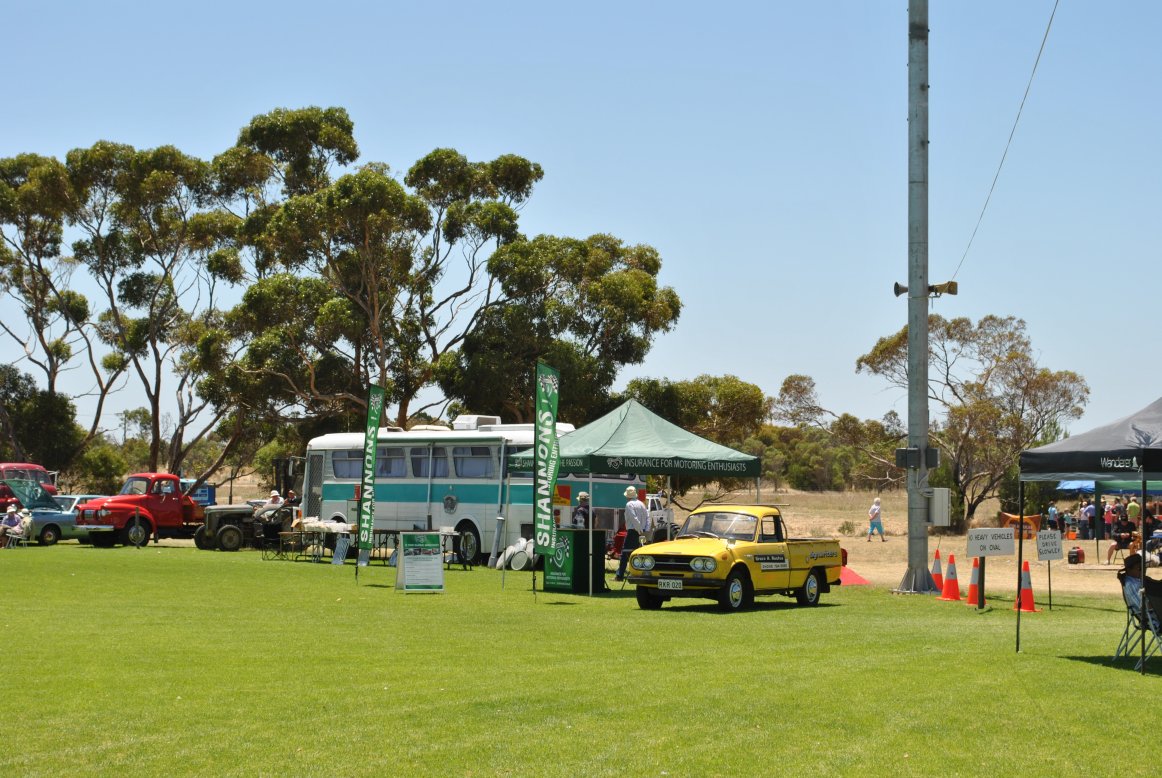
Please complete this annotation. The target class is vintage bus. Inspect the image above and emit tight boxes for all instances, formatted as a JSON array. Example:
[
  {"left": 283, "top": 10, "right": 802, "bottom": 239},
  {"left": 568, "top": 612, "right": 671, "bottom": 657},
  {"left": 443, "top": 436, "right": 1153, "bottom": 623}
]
[{"left": 301, "top": 415, "right": 642, "bottom": 563}]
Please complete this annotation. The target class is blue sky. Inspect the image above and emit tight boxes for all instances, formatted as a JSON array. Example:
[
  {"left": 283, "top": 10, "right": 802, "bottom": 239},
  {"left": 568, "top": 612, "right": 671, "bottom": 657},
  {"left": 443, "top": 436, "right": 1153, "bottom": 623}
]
[{"left": 3, "top": 1, "right": 1159, "bottom": 434}]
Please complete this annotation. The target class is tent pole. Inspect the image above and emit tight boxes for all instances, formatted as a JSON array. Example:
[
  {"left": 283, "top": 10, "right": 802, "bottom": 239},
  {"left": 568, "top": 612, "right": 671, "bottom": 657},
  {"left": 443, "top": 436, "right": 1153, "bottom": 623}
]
[
  {"left": 1141, "top": 471, "right": 1147, "bottom": 674},
  {"left": 588, "top": 472, "right": 594, "bottom": 597}
]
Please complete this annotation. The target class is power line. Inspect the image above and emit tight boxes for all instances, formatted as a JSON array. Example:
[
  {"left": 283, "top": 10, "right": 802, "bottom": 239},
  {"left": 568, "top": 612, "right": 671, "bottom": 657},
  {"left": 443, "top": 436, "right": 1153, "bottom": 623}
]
[{"left": 950, "top": 0, "right": 1060, "bottom": 282}]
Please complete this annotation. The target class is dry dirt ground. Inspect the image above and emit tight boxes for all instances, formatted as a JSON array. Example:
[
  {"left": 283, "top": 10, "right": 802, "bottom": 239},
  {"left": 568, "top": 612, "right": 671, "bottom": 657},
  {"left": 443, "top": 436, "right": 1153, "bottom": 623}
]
[{"left": 668, "top": 488, "right": 1129, "bottom": 600}]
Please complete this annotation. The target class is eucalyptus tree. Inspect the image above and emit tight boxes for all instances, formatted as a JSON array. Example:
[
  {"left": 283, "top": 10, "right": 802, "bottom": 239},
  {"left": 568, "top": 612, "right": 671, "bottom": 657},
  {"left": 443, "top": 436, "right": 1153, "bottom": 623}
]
[
  {"left": 222, "top": 140, "right": 543, "bottom": 427},
  {"left": 777, "top": 315, "right": 1088, "bottom": 527},
  {"left": 436, "top": 233, "right": 682, "bottom": 423},
  {"left": 65, "top": 141, "right": 239, "bottom": 473},
  {"left": 0, "top": 153, "right": 125, "bottom": 460}
]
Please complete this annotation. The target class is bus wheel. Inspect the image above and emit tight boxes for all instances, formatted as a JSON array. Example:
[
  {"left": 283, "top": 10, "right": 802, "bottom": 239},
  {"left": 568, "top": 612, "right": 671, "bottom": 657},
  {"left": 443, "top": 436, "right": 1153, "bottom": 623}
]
[{"left": 455, "top": 521, "right": 481, "bottom": 565}]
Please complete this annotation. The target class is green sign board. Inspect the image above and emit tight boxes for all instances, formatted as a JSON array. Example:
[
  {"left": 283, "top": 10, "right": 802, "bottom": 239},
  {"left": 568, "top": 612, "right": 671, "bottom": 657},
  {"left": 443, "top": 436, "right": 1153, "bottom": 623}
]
[
  {"left": 544, "top": 531, "right": 574, "bottom": 591},
  {"left": 396, "top": 532, "right": 444, "bottom": 592}
]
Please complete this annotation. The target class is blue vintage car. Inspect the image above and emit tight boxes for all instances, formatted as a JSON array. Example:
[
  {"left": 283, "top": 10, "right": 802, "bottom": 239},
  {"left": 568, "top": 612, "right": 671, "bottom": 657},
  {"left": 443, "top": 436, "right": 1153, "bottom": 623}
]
[{"left": 3, "top": 480, "right": 90, "bottom": 546}]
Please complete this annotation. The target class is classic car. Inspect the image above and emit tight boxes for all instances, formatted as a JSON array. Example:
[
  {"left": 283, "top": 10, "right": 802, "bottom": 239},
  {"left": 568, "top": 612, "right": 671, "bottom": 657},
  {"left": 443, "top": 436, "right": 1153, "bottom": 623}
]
[{"left": 3, "top": 480, "right": 89, "bottom": 546}]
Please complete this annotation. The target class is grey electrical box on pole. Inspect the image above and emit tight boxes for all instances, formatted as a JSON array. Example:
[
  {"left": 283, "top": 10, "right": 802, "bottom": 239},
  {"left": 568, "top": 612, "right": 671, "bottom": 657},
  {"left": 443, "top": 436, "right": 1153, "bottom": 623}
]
[
  {"left": 896, "top": 0, "right": 938, "bottom": 594},
  {"left": 928, "top": 488, "right": 951, "bottom": 527}
]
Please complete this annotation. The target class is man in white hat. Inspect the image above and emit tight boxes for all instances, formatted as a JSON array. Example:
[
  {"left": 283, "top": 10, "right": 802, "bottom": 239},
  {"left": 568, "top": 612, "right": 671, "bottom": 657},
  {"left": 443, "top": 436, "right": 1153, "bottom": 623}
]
[
  {"left": 615, "top": 486, "right": 650, "bottom": 581},
  {"left": 570, "top": 492, "right": 590, "bottom": 528},
  {"left": 1, "top": 504, "right": 21, "bottom": 547}
]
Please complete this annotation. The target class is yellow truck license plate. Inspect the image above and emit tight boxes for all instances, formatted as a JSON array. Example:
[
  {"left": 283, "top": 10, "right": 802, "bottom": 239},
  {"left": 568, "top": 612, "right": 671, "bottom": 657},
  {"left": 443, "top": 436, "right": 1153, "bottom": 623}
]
[{"left": 657, "top": 579, "right": 683, "bottom": 591}]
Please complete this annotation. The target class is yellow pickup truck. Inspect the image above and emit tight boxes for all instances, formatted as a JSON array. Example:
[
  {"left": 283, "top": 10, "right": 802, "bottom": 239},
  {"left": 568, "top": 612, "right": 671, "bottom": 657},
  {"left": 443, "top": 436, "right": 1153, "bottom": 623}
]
[{"left": 626, "top": 504, "right": 842, "bottom": 611}]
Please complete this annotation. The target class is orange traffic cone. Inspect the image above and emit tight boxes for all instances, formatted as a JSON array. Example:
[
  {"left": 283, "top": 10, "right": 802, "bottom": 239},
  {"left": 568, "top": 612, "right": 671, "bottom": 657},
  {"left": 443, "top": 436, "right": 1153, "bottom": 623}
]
[
  {"left": 931, "top": 549, "right": 944, "bottom": 592},
  {"left": 965, "top": 556, "right": 985, "bottom": 606},
  {"left": 939, "top": 554, "right": 961, "bottom": 601},
  {"left": 1013, "top": 560, "right": 1041, "bottom": 612}
]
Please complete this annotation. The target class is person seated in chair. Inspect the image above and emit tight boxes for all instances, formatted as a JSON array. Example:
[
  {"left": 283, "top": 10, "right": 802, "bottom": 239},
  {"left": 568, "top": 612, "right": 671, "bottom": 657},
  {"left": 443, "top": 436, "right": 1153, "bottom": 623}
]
[
  {"left": 1107, "top": 515, "right": 1139, "bottom": 564},
  {"left": 1119, "top": 553, "right": 1162, "bottom": 619},
  {"left": 0, "top": 505, "right": 21, "bottom": 547}
]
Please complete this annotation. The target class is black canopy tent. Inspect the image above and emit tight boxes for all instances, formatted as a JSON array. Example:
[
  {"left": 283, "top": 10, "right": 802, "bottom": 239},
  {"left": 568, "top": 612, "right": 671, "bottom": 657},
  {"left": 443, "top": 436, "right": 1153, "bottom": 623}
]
[{"left": 1019, "top": 396, "right": 1162, "bottom": 669}]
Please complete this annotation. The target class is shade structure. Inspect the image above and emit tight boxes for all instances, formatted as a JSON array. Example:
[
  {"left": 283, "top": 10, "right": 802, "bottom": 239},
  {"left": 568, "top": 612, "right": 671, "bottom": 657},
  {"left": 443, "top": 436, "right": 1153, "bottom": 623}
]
[
  {"left": 1019, "top": 396, "right": 1162, "bottom": 671},
  {"left": 1020, "top": 396, "right": 1162, "bottom": 482},
  {"left": 507, "top": 399, "right": 760, "bottom": 478}
]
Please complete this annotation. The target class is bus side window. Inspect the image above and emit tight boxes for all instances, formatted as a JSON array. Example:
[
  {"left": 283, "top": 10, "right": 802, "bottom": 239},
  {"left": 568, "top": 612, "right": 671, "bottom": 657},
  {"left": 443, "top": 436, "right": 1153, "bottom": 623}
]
[
  {"left": 332, "top": 449, "right": 362, "bottom": 479},
  {"left": 411, "top": 447, "right": 449, "bottom": 478},
  {"left": 375, "top": 447, "right": 406, "bottom": 478},
  {"left": 453, "top": 446, "right": 494, "bottom": 478}
]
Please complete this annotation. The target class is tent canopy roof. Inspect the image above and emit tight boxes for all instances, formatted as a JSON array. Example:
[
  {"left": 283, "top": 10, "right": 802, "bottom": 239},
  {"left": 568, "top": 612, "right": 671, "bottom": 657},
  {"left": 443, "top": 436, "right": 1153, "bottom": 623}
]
[
  {"left": 508, "top": 399, "right": 760, "bottom": 478},
  {"left": 1021, "top": 396, "right": 1162, "bottom": 481}
]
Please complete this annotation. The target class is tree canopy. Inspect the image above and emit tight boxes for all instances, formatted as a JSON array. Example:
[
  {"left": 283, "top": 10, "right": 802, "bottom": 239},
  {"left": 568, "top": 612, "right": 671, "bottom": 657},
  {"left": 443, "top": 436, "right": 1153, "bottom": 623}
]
[{"left": 0, "top": 107, "right": 681, "bottom": 476}]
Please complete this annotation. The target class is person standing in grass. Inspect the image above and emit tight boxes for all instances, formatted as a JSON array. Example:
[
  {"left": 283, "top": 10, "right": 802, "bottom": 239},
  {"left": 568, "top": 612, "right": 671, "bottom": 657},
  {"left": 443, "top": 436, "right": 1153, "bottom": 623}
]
[
  {"left": 867, "top": 497, "right": 886, "bottom": 542},
  {"left": 615, "top": 486, "right": 648, "bottom": 581}
]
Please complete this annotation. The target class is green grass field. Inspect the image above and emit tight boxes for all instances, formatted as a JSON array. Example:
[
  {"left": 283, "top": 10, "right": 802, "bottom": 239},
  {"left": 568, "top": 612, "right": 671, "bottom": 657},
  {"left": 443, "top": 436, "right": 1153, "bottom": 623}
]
[{"left": 2, "top": 543, "right": 1152, "bottom": 777}]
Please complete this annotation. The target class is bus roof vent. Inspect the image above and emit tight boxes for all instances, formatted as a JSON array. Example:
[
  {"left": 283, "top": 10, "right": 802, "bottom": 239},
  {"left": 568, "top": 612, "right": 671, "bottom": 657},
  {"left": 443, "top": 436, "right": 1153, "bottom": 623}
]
[
  {"left": 452, "top": 414, "right": 502, "bottom": 430},
  {"left": 409, "top": 424, "right": 451, "bottom": 432}
]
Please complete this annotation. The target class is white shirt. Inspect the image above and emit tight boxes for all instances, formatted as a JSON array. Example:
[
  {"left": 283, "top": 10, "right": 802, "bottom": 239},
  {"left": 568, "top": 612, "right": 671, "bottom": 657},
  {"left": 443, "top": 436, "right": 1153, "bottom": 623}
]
[{"left": 625, "top": 499, "right": 650, "bottom": 534}]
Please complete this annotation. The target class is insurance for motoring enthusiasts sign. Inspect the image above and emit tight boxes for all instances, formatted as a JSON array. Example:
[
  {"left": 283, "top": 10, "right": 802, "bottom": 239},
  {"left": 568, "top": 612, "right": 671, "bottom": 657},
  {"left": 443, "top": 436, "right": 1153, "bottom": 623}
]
[{"left": 533, "top": 362, "right": 561, "bottom": 558}]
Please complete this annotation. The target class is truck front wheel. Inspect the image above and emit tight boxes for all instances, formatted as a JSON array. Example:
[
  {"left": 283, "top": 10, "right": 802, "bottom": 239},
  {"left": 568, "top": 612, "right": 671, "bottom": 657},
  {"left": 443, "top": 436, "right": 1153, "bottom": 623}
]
[
  {"left": 635, "top": 587, "right": 664, "bottom": 610},
  {"left": 216, "top": 524, "right": 243, "bottom": 552},
  {"left": 123, "top": 520, "right": 152, "bottom": 547},
  {"left": 796, "top": 569, "right": 824, "bottom": 607},
  {"left": 718, "top": 568, "right": 754, "bottom": 612}
]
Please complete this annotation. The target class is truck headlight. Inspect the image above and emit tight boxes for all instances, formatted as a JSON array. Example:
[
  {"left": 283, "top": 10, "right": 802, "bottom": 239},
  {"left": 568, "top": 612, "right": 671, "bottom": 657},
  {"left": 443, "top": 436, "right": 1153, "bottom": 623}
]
[
  {"left": 631, "top": 555, "right": 655, "bottom": 571},
  {"left": 690, "top": 557, "right": 717, "bottom": 573}
]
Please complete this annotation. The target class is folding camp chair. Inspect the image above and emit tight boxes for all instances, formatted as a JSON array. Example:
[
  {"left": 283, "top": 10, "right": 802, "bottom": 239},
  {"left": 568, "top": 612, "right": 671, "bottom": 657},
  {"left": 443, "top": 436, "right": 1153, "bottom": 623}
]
[
  {"left": 1141, "top": 592, "right": 1162, "bottom": 671},
  {"left": 3, "top": 515, "right": 31, "bottom": 548},
  {"left": 1113, "top": 572, "right": 1160, "bottom": 669}
]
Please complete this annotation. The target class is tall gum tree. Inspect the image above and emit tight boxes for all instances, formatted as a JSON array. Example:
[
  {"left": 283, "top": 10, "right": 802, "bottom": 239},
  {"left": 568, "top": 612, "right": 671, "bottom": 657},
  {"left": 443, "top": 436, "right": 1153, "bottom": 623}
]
[
  {"left": 856, "top": 314, "right": 1087, "bottom": 525},
  {"left": 0, "top": 152, "right": 127, "bottom": 463},
  {"left": 435, "top": 233, "right": 681, "bottom": 423}
]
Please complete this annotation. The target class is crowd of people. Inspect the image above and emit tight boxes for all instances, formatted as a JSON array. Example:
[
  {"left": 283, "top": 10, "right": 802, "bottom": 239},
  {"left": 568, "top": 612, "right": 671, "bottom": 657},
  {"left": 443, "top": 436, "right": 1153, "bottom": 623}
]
[{"left": 1043, "top": 495, "right": 1162, "bottom": 565}]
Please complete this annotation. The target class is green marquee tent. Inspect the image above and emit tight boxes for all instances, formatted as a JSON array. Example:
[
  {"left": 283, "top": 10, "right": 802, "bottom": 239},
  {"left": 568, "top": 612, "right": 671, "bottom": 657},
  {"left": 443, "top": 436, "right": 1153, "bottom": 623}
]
[{"left": 508, "top": 399, "right": 761, "bottom": 478}]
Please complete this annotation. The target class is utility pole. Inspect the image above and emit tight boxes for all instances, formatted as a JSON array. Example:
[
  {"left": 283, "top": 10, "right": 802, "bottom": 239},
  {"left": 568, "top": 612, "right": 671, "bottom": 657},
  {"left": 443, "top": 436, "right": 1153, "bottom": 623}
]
[{"left": 896, "top": 0, "right": 938, "bottom": 594}]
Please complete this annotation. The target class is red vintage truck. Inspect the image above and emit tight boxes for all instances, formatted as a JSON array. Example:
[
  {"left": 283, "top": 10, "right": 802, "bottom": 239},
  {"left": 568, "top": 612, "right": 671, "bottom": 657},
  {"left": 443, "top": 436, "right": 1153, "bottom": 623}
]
[{"left": 75, "top": 473, "right": 206, "bottom": 547}]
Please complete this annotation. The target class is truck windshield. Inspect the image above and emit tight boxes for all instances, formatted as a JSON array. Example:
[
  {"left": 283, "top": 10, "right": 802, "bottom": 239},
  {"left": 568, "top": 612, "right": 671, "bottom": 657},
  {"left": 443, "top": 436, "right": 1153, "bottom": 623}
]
[
  {"left": 120, "top": 477, "right": 151, "bottom": 496},
  {"left": 678, "top": 512, "right": 757, "bottom": 541}
]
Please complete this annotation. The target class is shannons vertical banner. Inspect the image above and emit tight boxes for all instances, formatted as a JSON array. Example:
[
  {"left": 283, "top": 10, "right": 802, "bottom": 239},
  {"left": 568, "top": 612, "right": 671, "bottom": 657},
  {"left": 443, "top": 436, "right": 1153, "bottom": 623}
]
[
  {"left": 357, "top": 385, "right": 386, "bottom": 566},
  {"left": 533, "top": 362, "right": 561, "bottom": 558}
]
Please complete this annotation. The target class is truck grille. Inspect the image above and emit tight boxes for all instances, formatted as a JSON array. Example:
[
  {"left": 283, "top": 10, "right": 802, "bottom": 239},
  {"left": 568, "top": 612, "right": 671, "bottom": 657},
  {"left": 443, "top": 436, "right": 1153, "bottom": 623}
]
[{"left": 649, "top": 554, "right": 694, "bottom": 574}]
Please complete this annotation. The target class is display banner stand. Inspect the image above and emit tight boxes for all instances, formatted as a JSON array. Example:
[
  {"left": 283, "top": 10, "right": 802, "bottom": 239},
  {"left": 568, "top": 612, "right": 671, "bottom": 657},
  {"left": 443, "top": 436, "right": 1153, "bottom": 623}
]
[{"left": 396, "top": 532, "right": 445, "bottom": 593}]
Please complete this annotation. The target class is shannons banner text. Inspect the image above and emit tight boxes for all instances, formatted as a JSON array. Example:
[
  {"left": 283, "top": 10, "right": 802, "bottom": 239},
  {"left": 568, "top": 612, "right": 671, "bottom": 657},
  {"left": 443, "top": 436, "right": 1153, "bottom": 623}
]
[
  {"left": 533, "top": 362, "right": 561, "bottom": 557},
  {"left": 358, "top": 385, "right": 386, "bottom": 552}
]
